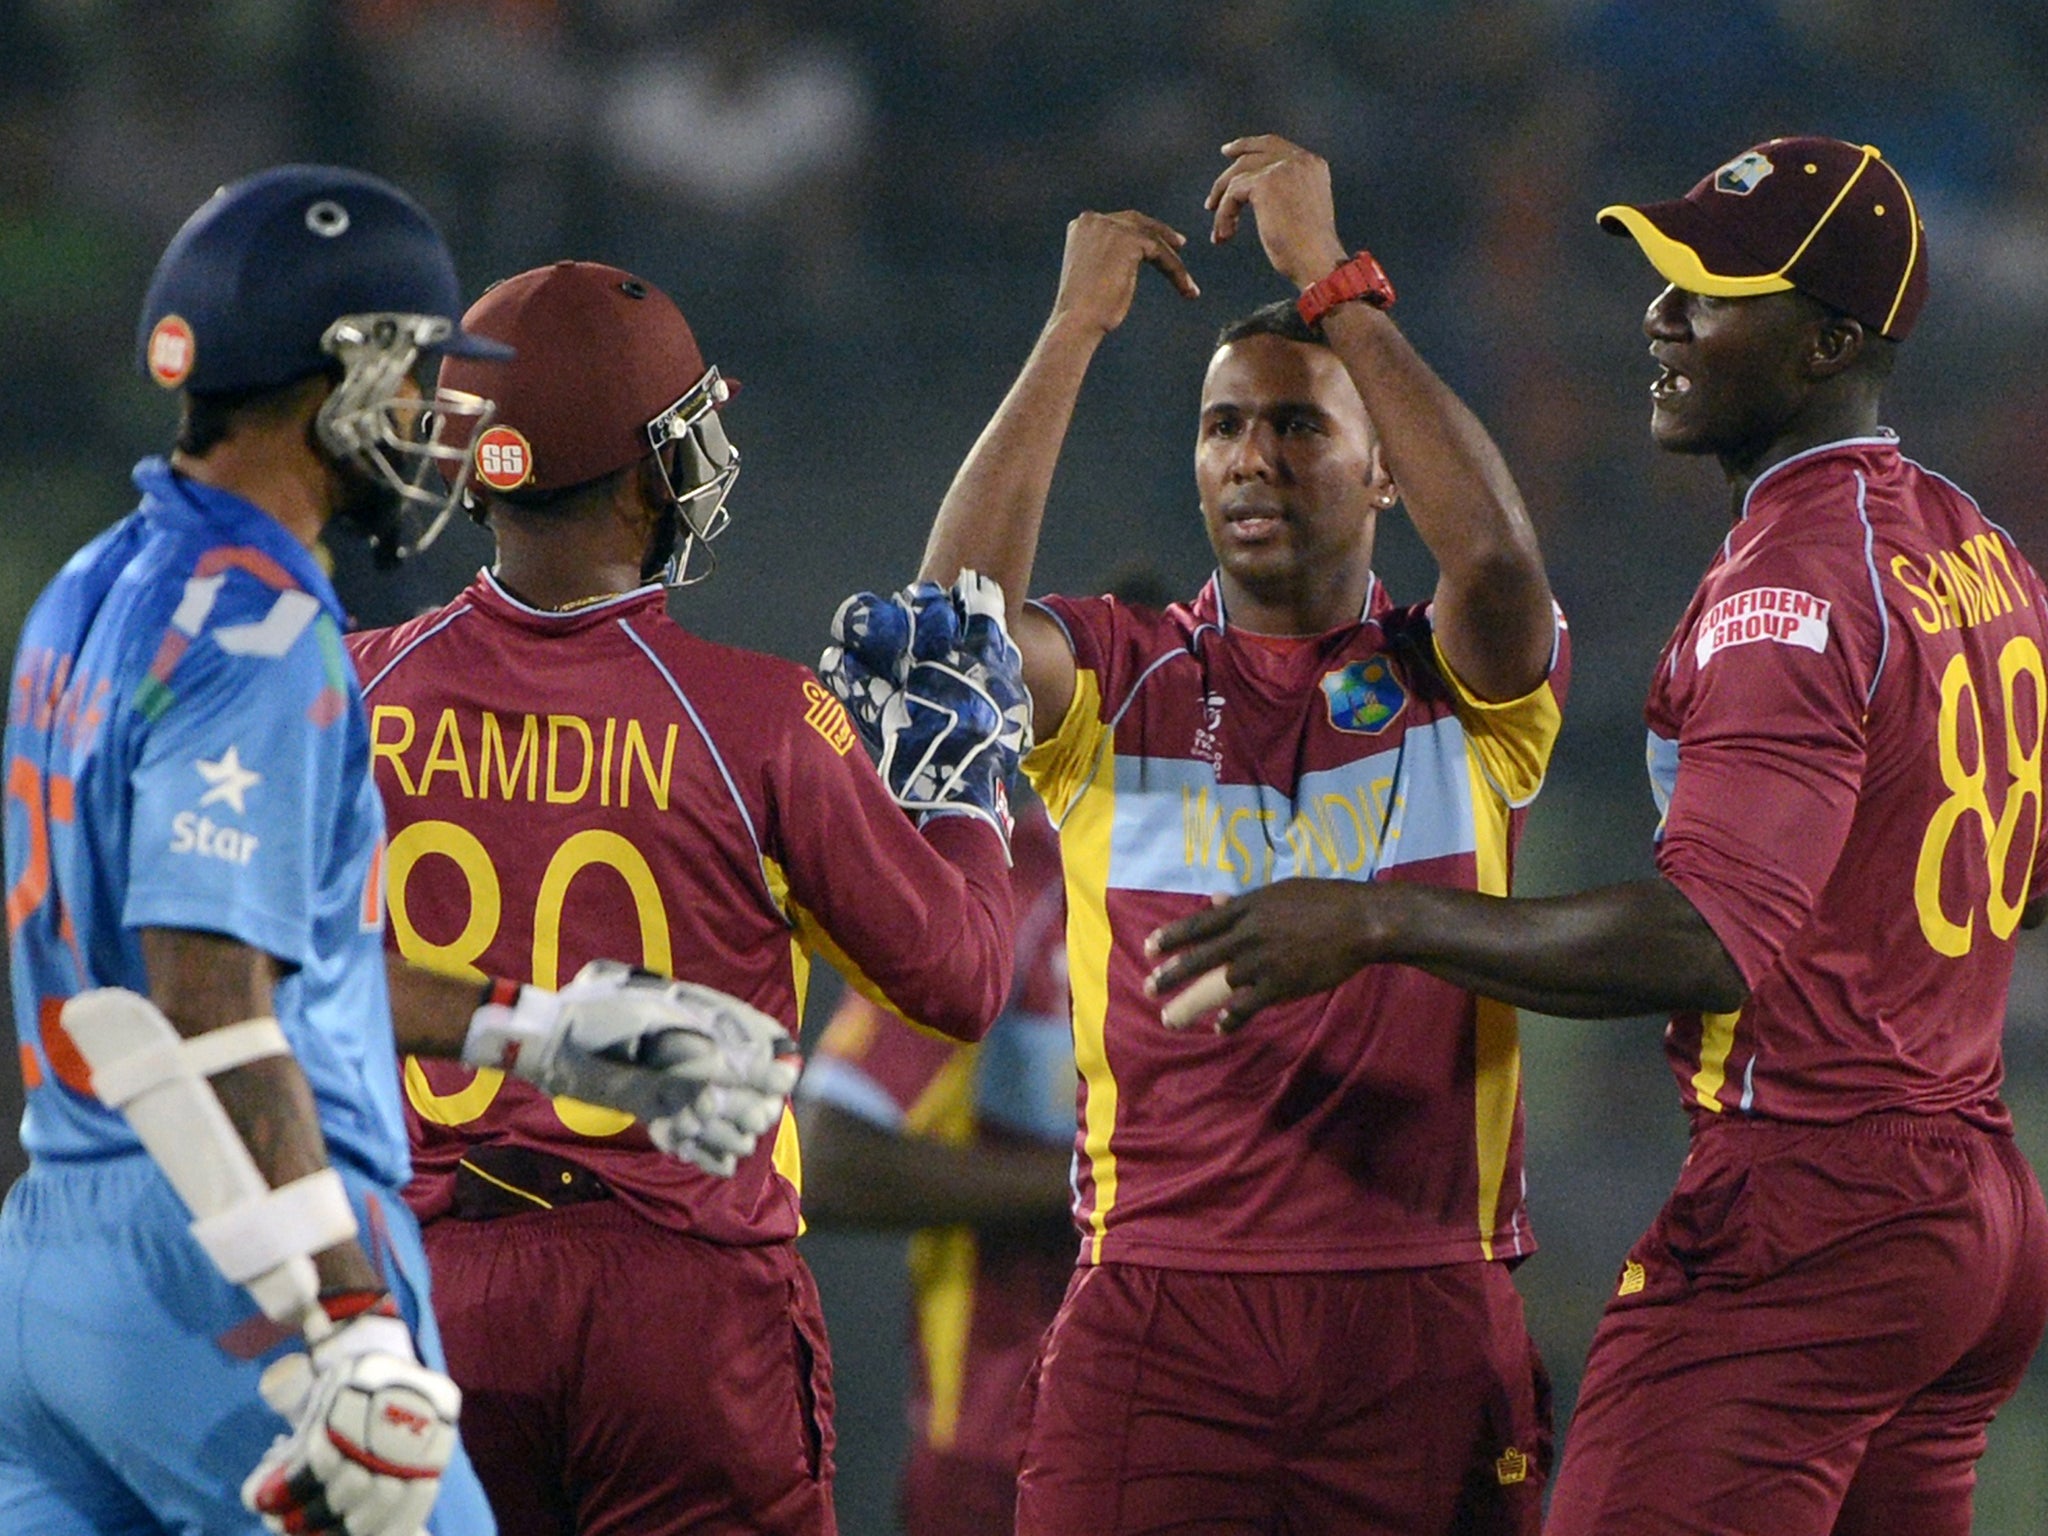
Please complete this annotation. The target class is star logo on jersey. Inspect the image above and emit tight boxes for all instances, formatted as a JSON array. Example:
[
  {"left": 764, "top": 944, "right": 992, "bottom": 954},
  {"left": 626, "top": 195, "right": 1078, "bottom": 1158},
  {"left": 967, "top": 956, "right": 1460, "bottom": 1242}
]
[
  {"left": 1321, "top": 659, "right": 1406, "bottom": 735},
  {"left": 195, "top": 746, "right": 262, "bottom": 814}
]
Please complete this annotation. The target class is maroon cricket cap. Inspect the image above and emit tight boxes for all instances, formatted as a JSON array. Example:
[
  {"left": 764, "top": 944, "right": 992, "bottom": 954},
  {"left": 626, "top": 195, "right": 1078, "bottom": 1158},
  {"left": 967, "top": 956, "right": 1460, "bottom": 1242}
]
[
  {"left": 437, "top": 260, "right": 722, "bottom": 494},
  {"left": 1599, "top": 137, "right": 1929, "bottom": 339}
]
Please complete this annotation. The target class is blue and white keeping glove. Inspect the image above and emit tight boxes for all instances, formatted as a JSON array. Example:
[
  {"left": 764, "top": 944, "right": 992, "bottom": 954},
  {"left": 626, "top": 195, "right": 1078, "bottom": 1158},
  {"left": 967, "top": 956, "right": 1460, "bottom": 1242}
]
[
  {"left": 819, "top": 587, "right": 915, "bottom": 758},
  {"left": 819, "top": 570, "right": 1031, "bottom": 855}
]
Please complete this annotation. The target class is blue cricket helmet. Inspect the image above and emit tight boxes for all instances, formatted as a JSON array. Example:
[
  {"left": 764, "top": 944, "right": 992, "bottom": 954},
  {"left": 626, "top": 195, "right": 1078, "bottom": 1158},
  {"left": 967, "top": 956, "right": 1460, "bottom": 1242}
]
[{"left": 137, "top": 164, "right": 508, "bottom": 394}]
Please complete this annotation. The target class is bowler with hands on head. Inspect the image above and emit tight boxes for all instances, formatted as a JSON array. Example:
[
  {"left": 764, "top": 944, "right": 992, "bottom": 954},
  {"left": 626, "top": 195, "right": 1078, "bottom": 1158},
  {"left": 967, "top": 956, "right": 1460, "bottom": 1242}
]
[
  {"left": 1148, "top": 134, "right": 2048, "bottom": 1536},
  {"left": 834, "top": 129, "right": 1567, "bottom": 1535}
]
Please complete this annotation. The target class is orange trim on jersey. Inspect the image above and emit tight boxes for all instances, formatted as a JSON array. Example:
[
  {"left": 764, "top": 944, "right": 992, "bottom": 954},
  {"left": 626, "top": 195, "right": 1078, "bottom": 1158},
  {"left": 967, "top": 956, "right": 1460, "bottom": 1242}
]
[
  {"left": 763, "top": 856, "right": 812, "bottom": 1053},
  {"left": 790, "top": 904, "right": 951, "bottom": 1044},
  {"left": 40, "top": 997, "right": 93, "bottom": 1097},
  {"left": 359, "top": 837, "right": 387, "bottom": 930},
  {"left": 770, "top": 1106, "right": 803, "bottom": 1206},
  {"left": 18, "top": 1042, "right": 42, "bottom": 1090},
  {"left": 196, "top": 545, "right": 301, "bottom": 592}
]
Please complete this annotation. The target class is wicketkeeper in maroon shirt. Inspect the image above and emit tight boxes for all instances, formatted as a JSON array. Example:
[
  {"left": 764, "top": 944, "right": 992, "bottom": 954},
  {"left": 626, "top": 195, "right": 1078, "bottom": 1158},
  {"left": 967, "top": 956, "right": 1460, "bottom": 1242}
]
[{"left": 349, "top": 260, "right": 1026, "bottom": 1536}]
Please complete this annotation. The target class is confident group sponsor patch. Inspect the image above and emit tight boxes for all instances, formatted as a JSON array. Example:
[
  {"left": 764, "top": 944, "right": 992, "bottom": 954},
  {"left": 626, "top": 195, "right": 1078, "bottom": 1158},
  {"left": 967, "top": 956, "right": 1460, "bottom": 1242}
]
[
  {"left": 1693, "top": 586, "right": 1830, "bottom": 668},
  {"left": 474, "top": 425, "right": 535, "bottom": 491},
  {"left": 1321, "top": 658, "right": 1406, "bottom": 735}
]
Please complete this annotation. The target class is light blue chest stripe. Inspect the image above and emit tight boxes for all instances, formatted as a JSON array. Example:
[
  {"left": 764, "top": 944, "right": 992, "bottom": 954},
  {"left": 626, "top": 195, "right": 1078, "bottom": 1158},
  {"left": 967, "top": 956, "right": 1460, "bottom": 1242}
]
[{"left": 1106, "top": 716, "right": 1476, "bottom": 895}]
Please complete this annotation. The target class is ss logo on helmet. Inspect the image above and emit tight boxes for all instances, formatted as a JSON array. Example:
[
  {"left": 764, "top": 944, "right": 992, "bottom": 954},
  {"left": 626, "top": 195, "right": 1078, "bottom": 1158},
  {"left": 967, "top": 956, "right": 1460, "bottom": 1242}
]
[{"left": 475, "top": 426, "right": 535, "bottom": 491}]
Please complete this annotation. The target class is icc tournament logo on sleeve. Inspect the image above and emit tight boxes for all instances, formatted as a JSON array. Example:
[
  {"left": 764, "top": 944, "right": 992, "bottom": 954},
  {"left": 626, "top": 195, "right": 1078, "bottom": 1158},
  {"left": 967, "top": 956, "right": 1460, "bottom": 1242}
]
[{"left": 1321, "top": 659, "right": 1406, "bottom": 735}]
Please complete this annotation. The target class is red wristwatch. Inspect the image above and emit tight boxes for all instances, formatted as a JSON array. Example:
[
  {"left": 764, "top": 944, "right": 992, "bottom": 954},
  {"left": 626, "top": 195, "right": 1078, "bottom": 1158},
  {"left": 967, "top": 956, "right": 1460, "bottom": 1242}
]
[{"left": 1296, "top": 250, "right": 1396, "bottom": 326}]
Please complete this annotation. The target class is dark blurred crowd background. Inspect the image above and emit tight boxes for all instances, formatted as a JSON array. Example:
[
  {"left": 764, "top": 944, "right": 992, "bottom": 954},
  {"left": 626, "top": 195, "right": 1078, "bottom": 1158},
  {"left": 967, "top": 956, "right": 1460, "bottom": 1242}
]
[{"left": 4, "top": 0, "right": 2047, "bottom": 1528}]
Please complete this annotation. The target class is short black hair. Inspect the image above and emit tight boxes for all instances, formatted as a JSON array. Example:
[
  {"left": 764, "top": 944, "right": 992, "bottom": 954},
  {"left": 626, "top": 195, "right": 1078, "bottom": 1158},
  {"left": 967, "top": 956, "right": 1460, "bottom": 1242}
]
[
  {"left": 174, "top": 365, "right": 338, "bottom": 457},
  {"left": 1215, "top": 298, "right": 1328, "bottom": 352},
  {"left": 477, "top": 464, "right": 629, "bottom": 519}
]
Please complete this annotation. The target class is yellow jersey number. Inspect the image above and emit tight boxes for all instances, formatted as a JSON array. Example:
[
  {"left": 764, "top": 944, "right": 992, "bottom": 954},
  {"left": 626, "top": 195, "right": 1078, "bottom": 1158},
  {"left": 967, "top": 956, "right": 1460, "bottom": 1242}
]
[
  {"left": 1914, "top": 635, "right": 2046, "bottom": 956},
  {"left": 392, "top": 819, "right": 673, "bottom": 1135}
]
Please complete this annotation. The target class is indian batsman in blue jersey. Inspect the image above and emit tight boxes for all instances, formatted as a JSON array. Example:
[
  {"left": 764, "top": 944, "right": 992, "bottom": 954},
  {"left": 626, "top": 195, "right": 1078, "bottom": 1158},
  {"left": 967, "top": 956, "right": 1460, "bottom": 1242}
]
[
  {"left": 0, "top": 165, "right": 508, "bottom": 1536},
  {"left": 0, "top": 457, "right": 499, "bottom": 1534}
]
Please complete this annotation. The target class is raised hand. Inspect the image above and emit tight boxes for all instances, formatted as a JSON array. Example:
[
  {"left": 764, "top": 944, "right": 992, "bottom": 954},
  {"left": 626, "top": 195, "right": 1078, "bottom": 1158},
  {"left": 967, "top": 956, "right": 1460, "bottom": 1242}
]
[
  {"left": 1205, "top": 135, "right": 1350, "bottom": 291},
  {"left": 880, "top": 571, "right": 1030, "bottom": 848},
  {"left": 819, "top": 570, "right": 1033, "bottom": 853},
  {"left": 821, "top": 588, "right": 916, "bottom": 756},
  {"left": 1050, "top": 210, "right": 1200, "bottom": 337}
]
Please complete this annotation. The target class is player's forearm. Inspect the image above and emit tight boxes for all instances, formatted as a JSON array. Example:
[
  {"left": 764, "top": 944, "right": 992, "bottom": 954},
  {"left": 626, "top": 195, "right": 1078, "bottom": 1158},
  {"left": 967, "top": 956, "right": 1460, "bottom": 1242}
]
[
  {"left": 385, "top": 953, "right": 490, "bottom": 1059},
  {"left": 902, "top": 815, "right": 1018, "bottom": 1041},
  {"left": 796, "top": 1101, "right": 1072, "bottom": 1231},
  {"left": 919, "top": 311, "right": 1105, "bottom": 600},
  {"left": 140, "top": 927, "right": 381, "bottom": 1294},
  {"left": 1382, "top": 878, "right": 1748, "bottom": 1018},
  {"left": 1318, "top": 303, "right": 1553, "bottom": 701}
]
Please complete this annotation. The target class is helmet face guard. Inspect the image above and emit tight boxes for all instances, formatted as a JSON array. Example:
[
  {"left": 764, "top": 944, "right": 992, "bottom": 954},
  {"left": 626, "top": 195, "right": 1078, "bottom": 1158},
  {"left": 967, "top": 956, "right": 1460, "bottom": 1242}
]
[
  {"left": 643, "top": 366, "right": 738, "bottom": 587},
  {"left": 316, "top": 313, "right": 496, "bottom": 566}
]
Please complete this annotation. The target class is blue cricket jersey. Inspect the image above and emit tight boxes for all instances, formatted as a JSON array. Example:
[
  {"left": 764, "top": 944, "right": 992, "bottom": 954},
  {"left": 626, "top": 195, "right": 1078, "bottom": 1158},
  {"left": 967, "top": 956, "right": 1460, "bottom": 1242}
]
[{"left": 4, "top": 458, "right": 407, "bottom": 1187}]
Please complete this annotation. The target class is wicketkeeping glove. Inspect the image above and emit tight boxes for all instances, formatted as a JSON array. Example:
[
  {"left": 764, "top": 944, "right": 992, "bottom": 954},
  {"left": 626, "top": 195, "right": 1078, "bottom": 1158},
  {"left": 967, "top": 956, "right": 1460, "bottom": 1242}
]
[
  {"left": 818, "top": 570, "right": 1031, "bottom": 853},
  {"left": 463, "top": 960, "right": 801, "bottom": 1176},
  {"left": 820, "top": 587, "right": 915, "bottom": 758},
  {"left": 242, "top": 1299, "right": 459, "bottom": 1536}
]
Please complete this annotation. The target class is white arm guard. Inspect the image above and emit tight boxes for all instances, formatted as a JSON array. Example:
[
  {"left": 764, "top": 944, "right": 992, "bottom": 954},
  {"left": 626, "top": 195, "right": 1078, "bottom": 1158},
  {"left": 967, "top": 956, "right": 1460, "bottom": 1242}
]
[{"left": 62, "top": 989, "right": 359, "bottom": 1328}]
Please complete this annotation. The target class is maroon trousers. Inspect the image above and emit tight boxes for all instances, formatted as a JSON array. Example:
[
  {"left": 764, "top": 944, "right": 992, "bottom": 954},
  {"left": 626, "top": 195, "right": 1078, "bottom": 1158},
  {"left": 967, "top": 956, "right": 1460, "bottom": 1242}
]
[
  {"left": 423, "top": 1200, "right": 836, "bottom": 1536},
  {"left": 1547, "top": 1112, "right": 2048, "bottom": 1536},
  {"left": 1015, "top": 1261, "right": 1551, "bottom": 1536}
]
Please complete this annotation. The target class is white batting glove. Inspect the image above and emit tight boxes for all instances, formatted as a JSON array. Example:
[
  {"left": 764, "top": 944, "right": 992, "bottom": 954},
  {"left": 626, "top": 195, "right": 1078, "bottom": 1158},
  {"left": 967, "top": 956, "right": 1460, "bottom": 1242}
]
[
  {"left": 464, "top": 962, "right": 800, "bottom": 1173},
  {"left": 242, "top": 1303, "right": 459, "bottom": 1536},
  {"left": 649, "top": 1077, "right": 798, "bottom": 1178}
]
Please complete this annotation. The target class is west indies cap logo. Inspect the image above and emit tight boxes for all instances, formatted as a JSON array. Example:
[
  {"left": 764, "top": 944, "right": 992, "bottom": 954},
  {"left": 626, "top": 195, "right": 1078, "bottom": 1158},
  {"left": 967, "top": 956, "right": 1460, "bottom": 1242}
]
[
  {"left": 1713, "top": 150, "right": 1774, "bottom": 196},
  {"left": 1322, "top": 658, "right": 1406, "bottom": 735},
  {"left": 146, "top": 315, "right": 196, "bottom": 388},
  {"left": 1598, "top": 136, "right": 1929, "bottom": 339},
  {"left": 474, "top": 424, "right": 535, "bottom": 491}
]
